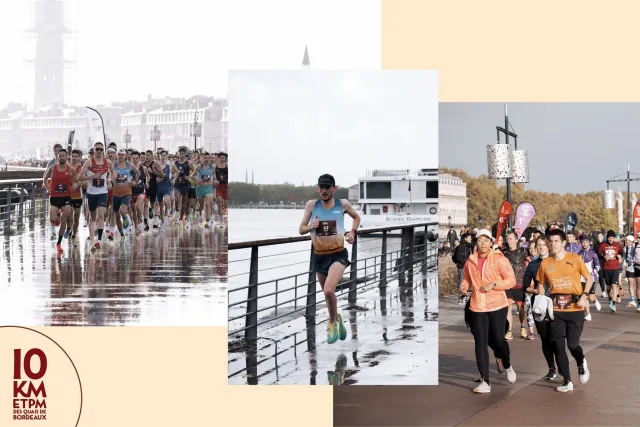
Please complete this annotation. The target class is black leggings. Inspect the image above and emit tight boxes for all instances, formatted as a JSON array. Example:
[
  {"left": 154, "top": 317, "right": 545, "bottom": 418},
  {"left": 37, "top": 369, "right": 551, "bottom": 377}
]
[
  {"left": 534, "top": 319, "right": 556, "bottom": 370},
  {"left": 598, "top": 267, "right": 606, "bottom": 292},
  {"left": 549, "top": 310, "right": 585, "bottom": 382},
  {"left": 469, "top": 306, "right": 511, "bottom": 384}
]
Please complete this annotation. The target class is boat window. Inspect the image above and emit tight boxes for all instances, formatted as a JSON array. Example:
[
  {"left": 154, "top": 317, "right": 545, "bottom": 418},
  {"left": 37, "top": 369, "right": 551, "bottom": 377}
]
[
  {"left": 426, "top": 181, "right": 439, "bottom": 198},
  {"left": 371, "top": 208, "right": 381, "bottom": 215},
  {"left": 360, "top": 182, "right": 365, "bottom": 199},
  {"left": 366, "top": 182, "right": 391, "bottom": 199}
]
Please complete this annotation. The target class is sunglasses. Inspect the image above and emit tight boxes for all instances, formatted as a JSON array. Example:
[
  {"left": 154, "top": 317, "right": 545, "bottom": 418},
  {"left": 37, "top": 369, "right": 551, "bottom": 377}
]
[
  {"left": 319, "top": 185, "right": 333, "bottom": 190},
  {"left": 94, "top": 148, "right": 104, "bottom": 152}
]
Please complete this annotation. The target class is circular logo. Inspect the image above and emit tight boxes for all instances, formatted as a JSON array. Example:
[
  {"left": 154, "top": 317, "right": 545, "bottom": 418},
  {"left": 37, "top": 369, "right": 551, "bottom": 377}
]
[
  {"left": 0, "top": 327, "right": 82, "bottom": 426},
  {"left": 429, "top": 207, "right": 437, "bottom": 215}
]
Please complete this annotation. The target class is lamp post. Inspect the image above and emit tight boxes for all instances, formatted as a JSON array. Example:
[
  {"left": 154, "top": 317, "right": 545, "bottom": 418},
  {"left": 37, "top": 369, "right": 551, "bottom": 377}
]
[
  {"left": 603, "top": 164, "right": 640, "bottom": 234},
  {"left": 150, "top": 125, "right": 161, "bottom": 153},
  {"left": 487, "top": 104, "right": 530, "bottom": 230},
  {"left": 123, "top": 128, "right": 131, "bottom": 150},
  {"left": 190, "top": 111, "right": 201, "bottom": 152},
  {"left": 448, "top": 215, "right": 452, "bottom": 228}
]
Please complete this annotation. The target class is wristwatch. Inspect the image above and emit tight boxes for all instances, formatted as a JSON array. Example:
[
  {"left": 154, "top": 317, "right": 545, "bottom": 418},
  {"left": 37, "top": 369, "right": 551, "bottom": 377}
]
[{"left": 582, "top": 292, "right": 589, "bottom": 297}]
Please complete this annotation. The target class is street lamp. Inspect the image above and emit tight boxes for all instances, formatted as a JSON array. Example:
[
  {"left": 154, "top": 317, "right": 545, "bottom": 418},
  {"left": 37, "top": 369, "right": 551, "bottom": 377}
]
[
  {"left": 487, "top": 104, "right": 529, "bottom": 230},
  {"left": 190, "top": 111, "right": 201, "bottom": 152},
  {"left": 123, "top": 128, "right": 131, "bottom": 150},
  {"left": 448, "top": 215, "right": 452, "bottom": 228},
  {"left": 603, "top": 165, "right": 640, "bottom": 234},
  {"left": 150, "top": 125, "right": 161, "bottom": 153}
]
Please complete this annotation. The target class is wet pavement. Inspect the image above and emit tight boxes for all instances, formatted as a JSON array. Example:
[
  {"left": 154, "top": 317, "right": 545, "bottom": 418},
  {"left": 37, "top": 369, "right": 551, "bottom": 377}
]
[
  {"left": 334, "top": 295, "right": 640, "bottom": 426},
  {"left": 0, "top": 214, "right": 228, "bottom": 326},
  {"left": 228, "top": 270, "right": 438, "bottom": 385}
]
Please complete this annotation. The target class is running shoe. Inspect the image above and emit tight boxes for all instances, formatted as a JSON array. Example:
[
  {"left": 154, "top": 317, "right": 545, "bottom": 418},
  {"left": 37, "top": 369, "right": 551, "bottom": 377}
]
[
  {"left": 473, "top": 381, "right": 491, "bottom": 393},
  {"left": 527, "top": 332, "right": 536, "bottom": 340},
  {"left": 544, "top": 370, "right": 557, "bottom": 380},
  {"left": 579, "top": 359, "right": 590, "bottom": 384},
  {"left": 520, "top": 327, "right": 527, "bottom": 339},
  {"left": 337, "top": 313, "right": 347, "bottom": 340},
  {"left": 601, "top": 290, "right": 607, "bottom": 299},
  {"left": 628, "top": 300, "right": 637, "bottom": 308},
  {"left": 56, "top": 243, "right": 63, "bottom": 252},
  {"left": 496, "top": 358, "right": 504, "bottom": 374},
  {"left": 123, "top": 216, "right": 130, "bottom": 229},
  {"left": 584, "top": 314, "right": 592, "bottom": 321},
  {"left": 120, "top": 235, "right": 126, "bottom": 245},
  {"left": 610, "top": 301, "right": 616, "bottom": 312},
  {"left": 557, "top": 380, "right": 573, "bottom": 392},
  {"left": 327, "top": 322, "right": 339, "bottom": 344},
  {"left": 505, "top": 331, "right": 513, "bottom": 340},
  {"left": 594, "top": 299, "right": 601, "bottom": 311},
  {"left": 63, "top": 229, "right": 71, "bottom": 239},
  {"left": 505, "top": 366, "right": 516, "bottom": 383}
]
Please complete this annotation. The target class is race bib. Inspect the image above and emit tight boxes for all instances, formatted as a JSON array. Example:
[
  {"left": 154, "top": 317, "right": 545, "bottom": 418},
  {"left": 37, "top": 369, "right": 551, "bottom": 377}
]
[
  {"left": 54, "top": 183, "right": 67, "bottom": 193},
  {"left": 316, "top": 220, "right": 337, "bottom": 237},
  {"left": 201, "top": 175, "right": 211, "bottom": 182},
  {"left": 116, "top": 174, "right": 128, "bottom": 183},
  {"left": 92, "top": 178, "right": 105, "bottom": 188},
  {"left": 553, "top": 294, "right": 573, "bottom": 310},
  {"left": 177, "top": 175, "right": 186, "bottom": 184}
]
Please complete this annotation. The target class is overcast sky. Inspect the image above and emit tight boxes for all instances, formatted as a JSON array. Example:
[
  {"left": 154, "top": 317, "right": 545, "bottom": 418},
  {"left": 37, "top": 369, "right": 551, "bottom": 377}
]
[
  {"left": 0, "top": 0, "right": 380, "bottom": 108},
  {"left": 440, "top": 103, "right": 640, "bottom": 194},
  {"left": 229, "top": 70, "right": 438, "bottom": 186}
]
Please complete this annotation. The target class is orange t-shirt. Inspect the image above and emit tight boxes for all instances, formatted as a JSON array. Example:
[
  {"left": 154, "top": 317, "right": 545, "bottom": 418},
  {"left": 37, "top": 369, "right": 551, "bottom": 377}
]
[{"left": 535, "top": 252, "right": 591, "bottom": 312}]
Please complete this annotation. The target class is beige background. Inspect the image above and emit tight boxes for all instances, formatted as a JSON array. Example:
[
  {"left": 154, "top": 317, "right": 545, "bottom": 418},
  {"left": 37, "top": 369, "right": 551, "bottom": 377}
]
[{"left": 7, "top": 2, "right": 640, "bottom": 426}]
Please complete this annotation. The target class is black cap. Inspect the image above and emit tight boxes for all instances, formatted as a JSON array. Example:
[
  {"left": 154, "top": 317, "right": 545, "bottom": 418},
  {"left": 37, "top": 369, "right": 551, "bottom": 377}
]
[
  {"left": 317, "top": 174, "right": 335, "bottom": 186},
  {"left": 607, "top": 230, "right": 617, "bottom": 238}
]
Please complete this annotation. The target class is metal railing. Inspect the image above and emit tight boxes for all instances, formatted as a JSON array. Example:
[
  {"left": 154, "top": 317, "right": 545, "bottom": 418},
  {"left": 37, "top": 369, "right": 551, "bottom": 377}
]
[
  {"left": 227, "top": 222, "right": 438, "bottom": 342},
  {"left": 0, "top": 178, "right": 48, "bottom": 236}
]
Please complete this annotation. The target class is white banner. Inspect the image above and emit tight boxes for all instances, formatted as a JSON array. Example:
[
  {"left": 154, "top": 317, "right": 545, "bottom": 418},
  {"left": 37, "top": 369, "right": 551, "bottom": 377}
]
[{"left": 87, "top": 107, "right": 105, "bottom": 145}]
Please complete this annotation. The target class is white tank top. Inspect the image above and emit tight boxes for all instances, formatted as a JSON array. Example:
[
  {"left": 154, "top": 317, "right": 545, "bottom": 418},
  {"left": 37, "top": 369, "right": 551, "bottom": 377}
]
[{"left": 86, "top": 158, "right": 110, "bottom": 195}]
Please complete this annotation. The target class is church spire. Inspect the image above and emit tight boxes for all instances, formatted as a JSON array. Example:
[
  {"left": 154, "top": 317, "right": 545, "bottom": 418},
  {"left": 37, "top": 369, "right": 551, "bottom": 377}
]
[{"left": 302, "top": 45, "right": 310, "bottom": 68}]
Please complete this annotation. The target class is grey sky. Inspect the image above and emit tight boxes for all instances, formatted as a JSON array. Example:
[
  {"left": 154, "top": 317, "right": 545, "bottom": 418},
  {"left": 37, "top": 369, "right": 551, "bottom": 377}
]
[
  {"left": 440, "top": 103, "right": 640, "bottom": 194},
  {"left": 0, "top": 0, "right": 380, "bottom": 108},
  {"left": 229, "top": 70, "right": 439, "bottom": 186}
]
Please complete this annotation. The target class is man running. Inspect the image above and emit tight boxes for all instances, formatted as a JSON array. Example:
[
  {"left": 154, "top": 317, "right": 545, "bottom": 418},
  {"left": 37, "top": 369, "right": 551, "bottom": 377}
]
[
  {"left": 565, "top": 231, "right": 581, "bottom": 253},
  {"left": 578, "top": 235, "right": 602, "bottom": 320},
  {"left": 299, "top": 174, "right": 360, "bottom": 344},
  {"left": 191, "top": 151, "right": 216, "bottom": 228},
  {"left": 502, "top": 231, "right": 528, "bottom": 339},
  {"left": 598, "top": 230, "right": 624, "bottom": 312},
  {"left": 76, "top": 142, "right": 117, "bottom": 251},
  {"left": 112, "top": 149, "right": 140, "bottom": 243},
  {"left": 592, "top": 231, "right": 608, "bottom": 298},
  {"left": 460, "top": 229, "right": 517, "bottom": 393},
  {"left": 536, "top": 228, "right": 592, "bottom": 392},
  {"left": 622, "top": 235, "right": 637, "bottom": 307},
  {"left": 42, "top": 149, "right": 80, "bottom": 252},
  {"left": 65, "top": 149, "right": 84, "bottom": 246},
  {"left": 155, "top": 150, "right": 179, "bottom": 231},
  {"left": 173, "top": 147, "right": 195, "bottom": 228},
  {"left": 214, "top": 152, "right": 228, "bottom": 218},
  {"left": 130, "top": 151, "right": 149, "bottom": 232}
]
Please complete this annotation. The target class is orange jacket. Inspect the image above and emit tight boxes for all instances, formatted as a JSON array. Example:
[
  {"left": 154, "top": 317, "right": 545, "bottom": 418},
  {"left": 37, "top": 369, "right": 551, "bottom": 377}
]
[{"left": 460, "top": 250, "right": 516, "bottom": 312}]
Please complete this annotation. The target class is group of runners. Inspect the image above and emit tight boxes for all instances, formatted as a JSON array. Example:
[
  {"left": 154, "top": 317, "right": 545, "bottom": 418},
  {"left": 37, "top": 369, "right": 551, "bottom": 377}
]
[
  {"left": 458, "top": 223, "right": 640, "bottom": 394},
  {"left": 42, "top": 141, "right": 229, "bottom": 253}
]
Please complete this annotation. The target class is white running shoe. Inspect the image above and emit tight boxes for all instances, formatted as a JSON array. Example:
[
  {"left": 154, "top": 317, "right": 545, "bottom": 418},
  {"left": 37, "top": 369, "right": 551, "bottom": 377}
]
[
  {"left": 601, "top": 290, "right": 607, "bottom": 299},
  {"left": 557, "top": 381, "right": 574, "bottom": 392},
  {"left": 506, "top": 366, "right": 516, "bottom": 383},
  {"left": 594, "top": 299, "right": 601, "bottom": 311},
  {"left": 628, "top": 300, "right": 637, "bottom": 308},
  {"left": 473, "top": 381, "right": 491, "bottom": 393},
  {"left": 584, "top": 314, "right": 592, "bottom": 321},
  {"left": 579, "top": 359, "right": 590, "bottom": 384}
]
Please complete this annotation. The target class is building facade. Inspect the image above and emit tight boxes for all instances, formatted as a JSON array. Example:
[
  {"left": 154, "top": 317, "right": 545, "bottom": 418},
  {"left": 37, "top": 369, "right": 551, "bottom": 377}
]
[{"left": 438, "top": 173, "right": 468, "bottom": 237}]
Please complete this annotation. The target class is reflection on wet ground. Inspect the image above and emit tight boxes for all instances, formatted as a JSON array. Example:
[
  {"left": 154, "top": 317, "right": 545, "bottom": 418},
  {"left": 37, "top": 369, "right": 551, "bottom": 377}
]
[
  {"left": 0, "top": 218, "right": 228, "bottom": 326},
  {"left": 228, "top": 272, "right": 438, "bottom": 385}
]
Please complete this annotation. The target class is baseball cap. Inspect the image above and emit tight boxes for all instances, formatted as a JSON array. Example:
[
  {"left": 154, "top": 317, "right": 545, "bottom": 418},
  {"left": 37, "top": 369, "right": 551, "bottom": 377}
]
[
  {"left": 607, "top": 230, "right": 617, "bottom": 238},
  {"left": 106, "top": 147, "right": 116, "bottom": 153},
  {"left": 88, "top": 148, "right": 94, "bottom": 155},
  {"left": 626, "top": 235, "right": 635, "bottom": 242},
  {"left": 475, "top": 229, "right": 494, "bottom": 241},
  {"left": 117, "top": 149, "right": 126, "bottom": 154},
  {"left": 317, "top": 174, "right": 336, "bottom": 186}
]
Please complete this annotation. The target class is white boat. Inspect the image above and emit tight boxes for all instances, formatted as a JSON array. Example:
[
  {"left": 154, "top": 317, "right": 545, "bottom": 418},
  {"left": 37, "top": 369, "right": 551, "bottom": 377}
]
[{"left": 354, "top": 169, "right": 438, "bottom": 230}]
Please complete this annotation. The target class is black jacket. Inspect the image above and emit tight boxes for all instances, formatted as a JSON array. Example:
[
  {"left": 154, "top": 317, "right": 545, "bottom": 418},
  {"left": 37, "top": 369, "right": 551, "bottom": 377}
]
[{"left": 452, "top": 242, "right": 472, "bottom": 269}]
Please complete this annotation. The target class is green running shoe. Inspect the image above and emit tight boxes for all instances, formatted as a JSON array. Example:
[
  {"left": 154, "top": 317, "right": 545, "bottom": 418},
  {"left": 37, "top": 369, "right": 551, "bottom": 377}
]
[
  {"left": 327, "top": 322, "right": 339, "bottom": 344},
  {"left": 337, "top": 313, "right": 348, "bottom": 340}
]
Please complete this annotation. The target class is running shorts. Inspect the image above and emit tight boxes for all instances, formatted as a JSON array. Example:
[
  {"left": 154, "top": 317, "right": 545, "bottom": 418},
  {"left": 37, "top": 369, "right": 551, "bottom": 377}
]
[
  {"left": 188, "top": 187, "right": 197, "bottom": 199},
  {"left": 156, "top": 184, "right": 172, "bottom": 201},
  {"left": 71, "top": 198, "right": 83, "bottom": 209},
  {"left": 196, "top": 186, "right": 214, "bottom": 198},
  {"left": 635, "top": 267, "right": 640, "bottom": 277},
  {"left": 216, "top": 183, "right": 228, "bottom": 200},
  {"left": 147, "top": 184, "right": 157, "bottom": 204},
  {"left": 626, "top": 270, "right": 635, "bottom": 279},
  {"left": 174, "top": 183, "right": 190, "bottom": 197},
  {"left": 50, "top": 196, "right": 71, "bottom": 209},
  {"left": 313, "top": 248, "right": 350, "bottom": 276},
  {"left": 112, "top": 195, "right": 131, "bottom": 212},
  {"left": 131, "top": 193, "right": 145, "bottom": 203},
  {"left": 505, "top": 287, "right": 525, "bottom": 303},
  {"left": 603, "top": 269, "right": 620, "bottom": 285},
  {"left": 87, "top": 193, "right": 108, "bottom": 212}
]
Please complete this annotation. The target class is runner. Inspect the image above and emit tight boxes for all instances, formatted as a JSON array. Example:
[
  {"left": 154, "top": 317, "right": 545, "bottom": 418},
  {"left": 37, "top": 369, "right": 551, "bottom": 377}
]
[
  {"left": 191, "top": 151, "right": 216, "bottom": 228},
  {"left": 299, "top": 174, "right": 360, "bottom": 344},
  {"left": 535, "top": 228, "right": 592, "bottom": 392},
  {"left": 41, "top": 148, "right": 80, "bottom": 252},
  {"left": 578, "top": 235, "right": 602, "bottom": 320},
  {"left": 597, "top": 230, "right": 624, "bottom": 312},
  {"left": 215, "top": 152, "right": 228, "bottom": 218},
  {"left": 75, "top": 142, "right": 117, "bottom": 251},
  {"left": 155, "top": 150, "right": 179, "bottom": 231},
  {"left": 634, "top": 234, "right": 640, "bottom": 313},
  {"left": 186, "top": 151, "right": 199, "bottom": 220},
  {"left": 502, "top": 231, "right": 528, "bottom": 339},
  {"left": 173, "top": 147, "right": 195, "bottom": 228},
  {"left": 105, "top": 146, "right": 118, "bottom": 240},
  {"left": 112, "top": 149, "right": 140, "bottom": 243},
  {"left": 622, "top": 235, "right": 637, "bottom": 307},
  {"left": 593, "top": 231, "right": 608, "bottom": 298},
  {"left": 524, "top": 235, "right": 556, "bottom": 380},
  {"left": 565, "top": 231, "right": 581, "bottom": 254},
  {"left": 459, "top": 229, "right": 517, "bottom": 393},
  {"left": 66, "top": 149, "right": 84, "bottom": 246},
  {"left": 130, "top": 151, "right": 150, "bottom": 232}
]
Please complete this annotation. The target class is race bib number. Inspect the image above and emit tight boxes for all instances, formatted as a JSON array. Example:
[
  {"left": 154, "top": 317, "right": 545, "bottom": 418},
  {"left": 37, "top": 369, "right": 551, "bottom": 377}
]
[
  {"left": 92, "top": 178, "right": 105, "bottom": 188},
  {"left": 177, "top": 175, "right": 186, "bottom": 184},
  {"left": 201, "top": 175, "right": 211, "bottom": 182},
  {"left": 54, "top": 183, "right": 67, "bottom": 193},
  {"left": 316, "top": 220, "right": 337, "bottom": 237},
  {"left": 553, "top": 294, "right": 573, "bottom": 310},
  {"left": 116, "top": 174, "right": 128, "bottom": 183}
]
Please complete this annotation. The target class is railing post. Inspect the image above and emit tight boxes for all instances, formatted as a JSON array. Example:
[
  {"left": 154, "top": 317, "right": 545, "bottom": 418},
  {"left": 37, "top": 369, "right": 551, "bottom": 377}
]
[
  {"left": 305, "top": 244, "right": 317, "bottom": 324},
  {"left": 379, "top": 231, "right": 387, "bottom": 292},
  {"left": 17, "top": 185, "right": 24, "bottom": 228},
  {"left": 398, "top": 229, "right": 406, "bottom": 288},
  {"left": 348, "top": 234, "right": 358, "bottom": 304},
  {"left": 3, "top": 189, "right": 10, "bottom": 235},
  {"left": 406, "top": 226, "right": 414, "bottom": 287},
  {"left": 245, "top": 246, "right": 259, "bottom": 342}
]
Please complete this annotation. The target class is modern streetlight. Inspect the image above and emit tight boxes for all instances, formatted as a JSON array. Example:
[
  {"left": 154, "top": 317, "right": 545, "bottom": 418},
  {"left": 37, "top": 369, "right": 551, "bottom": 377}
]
[
  {"left": 487, "top": 104, "right": 529, "bottom": 230},
  {"left": 190, "top": 111, "right": 201, "bottom": 152},
  {"left": 123, "top": 128, "right": 131, "bottom": 150},
  {"left": 603, "top": 164, "right": 640, "bottom": 234},
  {"left": 150, "top": 125, "right": 161, "bottom": 153}
]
